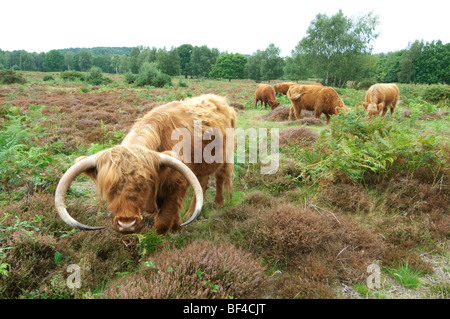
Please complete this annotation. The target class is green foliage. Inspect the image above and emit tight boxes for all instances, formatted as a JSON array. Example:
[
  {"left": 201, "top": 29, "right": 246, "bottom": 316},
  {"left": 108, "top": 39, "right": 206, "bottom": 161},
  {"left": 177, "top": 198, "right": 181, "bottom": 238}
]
[
  {"left": 42, "top": 50, "right": 65, "bottom": 72},
  {"left": 0, "top": 106, "right": 58, "bottom": 193},
  {"left": 209, "top": 53, "right": 247, "bottom": 81},
  {"left": 245, "top": 44, "right": 284, "bottom": 82},
  {"left": 422, "top": 84, "right": 450, "bottom": 105},
  {"left": 0, "top": 69, "right": 26, "bottom": 84},
  {"left": 296, "top": 9, "right": 379, "bottom": 86},
  {"left": 189, "top": 45, "right": 219, "bottom": 78},
  {"left": 84, "top": 66, "right": 112, "bottom": 85},
  {"left": 42, "top": 74, "right": 55, "bottom": 81},
  {"left": 414, "top": 40, "right": 450, "bottom": 84},
  {"left": 134, "top": 62, "right": 172, "bottom": 88},
  {"left": 137, "top": 231, "right": 165, "bottom": 257},
  {"left": 294, "top": 111, "right": 447, "bottom": 185},
  {"left": 60, "top": 70, "right": 83, "bottom": 81},
  {"left": 385, "top": 262, "right": 423, "bottom": 289}
]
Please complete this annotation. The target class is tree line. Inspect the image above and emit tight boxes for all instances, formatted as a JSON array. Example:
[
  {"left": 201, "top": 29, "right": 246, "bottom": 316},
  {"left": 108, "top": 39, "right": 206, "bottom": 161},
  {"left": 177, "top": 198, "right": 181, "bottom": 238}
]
[{"left": 1, "top": 10, "right": 448, "bottom": 86}]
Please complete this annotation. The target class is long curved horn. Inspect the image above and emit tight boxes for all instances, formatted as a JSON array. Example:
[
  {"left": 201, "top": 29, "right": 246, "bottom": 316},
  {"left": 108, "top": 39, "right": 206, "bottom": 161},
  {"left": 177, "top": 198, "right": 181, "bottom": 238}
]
[
  {"left": 157, "top": 153, "right": 203, "bottom": 226},
  {"left": 54, "top": 155, "right": 104, "bottom": 230}
]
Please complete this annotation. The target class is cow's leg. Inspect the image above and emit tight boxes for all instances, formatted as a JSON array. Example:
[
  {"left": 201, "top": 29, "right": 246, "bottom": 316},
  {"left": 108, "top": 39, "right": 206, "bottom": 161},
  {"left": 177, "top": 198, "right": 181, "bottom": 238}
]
[
  {"left": 380, "top": 102, "right": 387, "bottom": 117},
  {"left": 288, "top": 106, "right": 294, "bottom": 121},
  {"left": 291, "top": 102, "right": 302, "bottom": 120},
  {"left": 314, "top": 104, "right": 324, "bottom": 122},
  {"left": 154, "top": 186, "right": 187, "bottom": 235},
  {"left": 390, "top": 100, "right": 397, "bottom": 116},
  {"left": 213, "top": 163, "right": 233, "bottom": 209},
  {"left": 184, "top": 175, "right": 209, "bottom": 220}
]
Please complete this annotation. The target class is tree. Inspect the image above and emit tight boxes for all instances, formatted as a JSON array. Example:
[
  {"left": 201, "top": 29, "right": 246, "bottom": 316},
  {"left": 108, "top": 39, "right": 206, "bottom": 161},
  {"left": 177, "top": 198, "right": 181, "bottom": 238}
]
[
  {"left": 93, "top": 55, "right": 112, "bottom": 73},
  {"left": 78, "top": 49, "right": 92, "bottom": 72},
  {"left": 295, "top": 10, "right": 379, "bottom": 86},
  {"left": 20, "top": 52, "right": 36, "bottom": 71},
  {"left": 156, "top": 47, "right": 181, "bottom": 76},
  {"left": 260, "top": 44, "right": 284, "bottom": 82},
  {"left": 210, "top": 53, "right": 247, "bottom": 81},
  {"left": 284, "top": 54, "right": 310, "bottom": 81},
  {"left": 245, "top": 44, "right": 284, "bottom": 82},
  {"left": 110, "top": 54, "right": 121, "bottom": 74},
  {"left": 245, "top": 50, "right": 264, "bottom": 82},
  {"left": 129, "top": 47, "right": 141, "bottom": 74},
  {"left": 190, "top": 46, "right": 219, "bottom": 78},
  {"left": 178, "top": 44, "right": 193, "bottom": 78},
  {"left": 64, "top": 51, "right": 75, "bottom": 71},
  {"left": 398, "top": 40, "right": 424, "bottom": 83},
  {"left": 414, "top": 40, "right": 450, "bottom": 84},
  {"left": 42, "top": 50, "right": 65, "bottom": 72}
]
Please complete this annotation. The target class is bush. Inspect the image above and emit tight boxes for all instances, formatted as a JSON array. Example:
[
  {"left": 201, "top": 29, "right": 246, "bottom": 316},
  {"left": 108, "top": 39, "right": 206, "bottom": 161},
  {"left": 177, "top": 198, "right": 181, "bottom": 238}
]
[
  {"left": 85, "top": 67, "right": 112, "bottom": 85},
  {"left": 42, "top": 74, "right": 55, "bottom": 81},
  {"left": 135, "top": 62, "right": 172, "bottom": 88},
  {"left": 60, "top": 70, "right": 83, "bottom": 81},
  {"left": 422, "top": 85, "right": 450, "bottom": 105},
  {"left": 101, "top": 240, "right": 266, "bottom": 299},
  {"left": 123, "top": 72, "right": 136, "bottom": 84},
  {"left": 294, "top": 111, "right": 448, "bottom": 185},
  {"left": 0, "top": 69, "right": 26, "bottom": 84}
]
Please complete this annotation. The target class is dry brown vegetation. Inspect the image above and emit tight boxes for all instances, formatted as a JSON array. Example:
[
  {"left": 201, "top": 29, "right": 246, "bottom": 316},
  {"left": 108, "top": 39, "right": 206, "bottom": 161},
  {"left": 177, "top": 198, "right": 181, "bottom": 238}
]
[{"left": 0, "top": 74, "right": 448, "bottom": 300}]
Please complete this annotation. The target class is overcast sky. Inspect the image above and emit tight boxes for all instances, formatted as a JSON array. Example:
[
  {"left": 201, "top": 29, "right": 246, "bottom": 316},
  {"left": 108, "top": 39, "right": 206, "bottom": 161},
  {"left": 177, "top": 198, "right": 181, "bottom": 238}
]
[{"left": 1, "top": 0, "right": 449, "bottom": 56}]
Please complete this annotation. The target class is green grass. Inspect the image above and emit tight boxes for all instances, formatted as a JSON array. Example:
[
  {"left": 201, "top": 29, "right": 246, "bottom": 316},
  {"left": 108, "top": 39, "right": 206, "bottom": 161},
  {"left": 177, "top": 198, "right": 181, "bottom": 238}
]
[{"left": 385, "top": 262, "right": 423, "bottom": 289}]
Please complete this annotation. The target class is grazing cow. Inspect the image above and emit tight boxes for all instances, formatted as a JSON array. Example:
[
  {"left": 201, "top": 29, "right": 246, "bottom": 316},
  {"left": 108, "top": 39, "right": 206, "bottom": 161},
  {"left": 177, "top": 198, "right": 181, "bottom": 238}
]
[
  {"left": 55, "top": 94, "right": 236, "bottom": 235},
  {"left": 362, "top": 83, "right": 399, "bottom": 117},
  {"left": 255, "top": 84, "right": 280, "bottom": 110},
  {"left": 274, "top": 82, "right": 297, "bottom": 95},
  {"left": 287, "top": 84, "right": 349, "bottom": 124}
]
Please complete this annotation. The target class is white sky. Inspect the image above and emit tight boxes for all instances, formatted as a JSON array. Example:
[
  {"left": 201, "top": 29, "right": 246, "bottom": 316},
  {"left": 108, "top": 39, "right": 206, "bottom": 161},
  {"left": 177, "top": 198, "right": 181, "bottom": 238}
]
[{"left": 1, "top": 0, "right": 449, "bottom": 56}]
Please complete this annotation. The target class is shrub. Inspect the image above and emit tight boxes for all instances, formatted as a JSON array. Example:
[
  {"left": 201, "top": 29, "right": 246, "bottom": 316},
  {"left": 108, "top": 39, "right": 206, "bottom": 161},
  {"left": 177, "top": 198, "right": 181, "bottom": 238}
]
[
  {"left": 85, "top": 67, "right": 112, "bottom": 85},
  {"left": 294, "top": 111, "right": 447, "bottom": 185},
  {"left": 123, "top": 72, "right": 136, "bottom": 84},
  {"left": 42, "top": 74, "right": 55, "bottom": 81},
  {"left": 0, "top": 111, "right": 59, "bottom": 194},
  {"left": 0, "top": 69, "right": 26, "bottom": 84},
  {"left": 135, "top": 62, "right": 172, "bottom": 88},
  {"left": 422, "top": 84, "right": 450, "bottom": 105},
  {"left": 60, "top": 70, "right": 83, "bottom": 81},
  {"left": 101, "top": 240, "right": 266, "bottom": 299}
]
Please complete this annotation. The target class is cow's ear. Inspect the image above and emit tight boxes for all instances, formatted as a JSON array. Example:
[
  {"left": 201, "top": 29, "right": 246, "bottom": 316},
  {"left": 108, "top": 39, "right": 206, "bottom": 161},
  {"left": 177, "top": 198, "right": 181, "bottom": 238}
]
[{"left": 75, "top": 156, "right": 98, "bottom": 181}]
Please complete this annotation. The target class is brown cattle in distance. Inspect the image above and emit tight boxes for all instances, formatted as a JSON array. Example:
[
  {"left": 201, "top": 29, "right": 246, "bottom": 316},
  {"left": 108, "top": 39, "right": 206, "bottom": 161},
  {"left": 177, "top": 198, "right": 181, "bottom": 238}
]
[
  {"left": 287, "top": 84, "right": 349, "bottom": 124},
  {"left": 274, "top": 82, "right": 297, "bottom": 95},
  {"left": 255, "top": 84, "right": 280, "bottom": 110},
  {"left": 362, "top": 83, "right": 400, "bottom": 117},
  {"left": 274, "top": 82, "right": 323, "bottom": 96}
]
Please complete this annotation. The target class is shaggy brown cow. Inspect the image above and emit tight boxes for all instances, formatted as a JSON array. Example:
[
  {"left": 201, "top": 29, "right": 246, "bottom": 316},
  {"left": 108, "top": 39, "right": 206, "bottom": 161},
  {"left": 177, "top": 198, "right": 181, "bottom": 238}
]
[
  {"left": 287, "top": 84, "right": 349, "bottom": 124},
  {"left": 255, "top": 84, "right": 280, "bottom": 110},
  {"left": 273, "top": 82, "right": 297, "bottom": 95},
  {"left": 362, "top": 83, "right": 399, "bottom": 117},
  {"left": 55, "top": 94, "right": 236, "bottom": 235}
]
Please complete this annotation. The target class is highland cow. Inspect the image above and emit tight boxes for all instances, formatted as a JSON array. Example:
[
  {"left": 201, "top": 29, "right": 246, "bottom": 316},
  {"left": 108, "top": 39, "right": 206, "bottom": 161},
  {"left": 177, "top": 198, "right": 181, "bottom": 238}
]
[
  {"left": 287, "top": 84, "right": 349, "bottom": 124},
  {"left": 255, "top": 84, "right": 280, "bottom": 110},
  {"left": 362, "top": 83, "right": 399, "bottom": 117},
  {"left": 55, "top": 94, "right": 236, "bottom": 235},
  {"left": 273, "top": 82, "right": 297, "bottom": 95}
]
